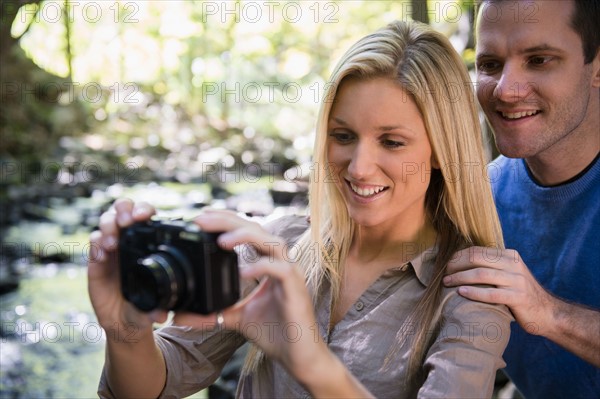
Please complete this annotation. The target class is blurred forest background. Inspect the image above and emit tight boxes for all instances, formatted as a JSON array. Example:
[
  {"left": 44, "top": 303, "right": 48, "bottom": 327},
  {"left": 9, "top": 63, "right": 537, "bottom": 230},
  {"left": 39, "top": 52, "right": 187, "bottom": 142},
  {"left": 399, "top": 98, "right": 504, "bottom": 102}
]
[{"left": 0, "top": 1, "right": 490, "bottom": 398}]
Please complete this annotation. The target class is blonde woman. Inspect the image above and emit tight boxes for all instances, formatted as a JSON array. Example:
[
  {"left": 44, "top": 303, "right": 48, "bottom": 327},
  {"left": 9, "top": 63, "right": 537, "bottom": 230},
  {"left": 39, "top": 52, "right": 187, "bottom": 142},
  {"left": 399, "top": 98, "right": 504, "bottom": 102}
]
[{"left": 90, "top": 21, "right": 511, "bottom": 398}]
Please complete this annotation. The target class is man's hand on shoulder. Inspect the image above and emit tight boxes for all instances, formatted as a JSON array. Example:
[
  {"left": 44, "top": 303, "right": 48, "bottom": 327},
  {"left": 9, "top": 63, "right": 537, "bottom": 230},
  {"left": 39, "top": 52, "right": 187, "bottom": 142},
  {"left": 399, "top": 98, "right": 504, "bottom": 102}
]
[
  {"left": 443, "top": 246, "right": 600, "bottom": 367},
  {"left": 443, "top": 247, "right": 554, "bottom": 335}
]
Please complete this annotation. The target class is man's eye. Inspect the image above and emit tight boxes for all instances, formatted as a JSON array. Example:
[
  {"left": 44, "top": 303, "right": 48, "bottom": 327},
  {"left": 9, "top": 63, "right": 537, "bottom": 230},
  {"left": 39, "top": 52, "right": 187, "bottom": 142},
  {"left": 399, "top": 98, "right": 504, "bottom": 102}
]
[
  {"left": 477, "top": 60, "right": 501, "bottom": 72},
  {"left": 529, "top": 56, "right": 552, "bottom": 66}
]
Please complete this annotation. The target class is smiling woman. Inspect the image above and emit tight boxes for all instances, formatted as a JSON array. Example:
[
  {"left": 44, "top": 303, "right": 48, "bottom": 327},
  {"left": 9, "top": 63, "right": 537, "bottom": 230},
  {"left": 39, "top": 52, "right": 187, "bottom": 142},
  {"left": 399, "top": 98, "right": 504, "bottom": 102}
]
[
  {"left": 91, "top": 20, "right": 511, "bottom": 399},
  {"left": 326, "top": 77, "right": 435, "bottom": 233},
  {"left": 292, "top": 19, "right": 510, "bottom": 392}
]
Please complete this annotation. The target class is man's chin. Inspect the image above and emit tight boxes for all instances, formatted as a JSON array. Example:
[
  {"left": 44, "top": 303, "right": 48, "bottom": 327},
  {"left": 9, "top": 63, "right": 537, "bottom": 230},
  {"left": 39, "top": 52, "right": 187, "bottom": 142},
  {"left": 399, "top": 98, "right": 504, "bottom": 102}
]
[{"left": 493, "top": 141, "right": 537, "bottom": 159}]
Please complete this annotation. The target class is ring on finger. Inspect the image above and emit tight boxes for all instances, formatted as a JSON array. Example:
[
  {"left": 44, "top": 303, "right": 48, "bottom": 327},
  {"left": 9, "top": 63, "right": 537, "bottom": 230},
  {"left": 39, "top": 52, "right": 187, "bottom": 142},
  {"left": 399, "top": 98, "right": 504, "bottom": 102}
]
[{"left": 216, "top": 311, "right": 225, "bottom": 331}]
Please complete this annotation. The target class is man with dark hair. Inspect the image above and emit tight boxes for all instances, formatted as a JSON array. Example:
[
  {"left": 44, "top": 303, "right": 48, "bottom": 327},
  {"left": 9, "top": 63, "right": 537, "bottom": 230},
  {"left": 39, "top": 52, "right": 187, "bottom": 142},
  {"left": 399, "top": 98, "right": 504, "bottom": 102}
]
[{"left": 444, "top": 0, "right": 600, "bottom": 397}]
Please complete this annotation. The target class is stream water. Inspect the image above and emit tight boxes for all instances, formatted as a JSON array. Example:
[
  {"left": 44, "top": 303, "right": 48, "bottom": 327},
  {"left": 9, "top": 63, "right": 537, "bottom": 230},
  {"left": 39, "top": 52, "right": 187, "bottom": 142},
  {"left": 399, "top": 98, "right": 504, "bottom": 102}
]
[
  {"left": 0, "top": 263, "right": 104, "bottom": 398},
  {"left": 0, "top": 181, "right": 305, "bottom": 398}
]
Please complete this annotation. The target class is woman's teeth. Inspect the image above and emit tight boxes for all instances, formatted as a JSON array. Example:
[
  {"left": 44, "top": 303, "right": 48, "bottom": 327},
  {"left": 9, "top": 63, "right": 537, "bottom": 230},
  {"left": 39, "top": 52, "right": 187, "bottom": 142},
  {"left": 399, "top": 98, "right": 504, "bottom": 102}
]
[{"left": 350, "top": 182, "right": 386, "bottom": 197}]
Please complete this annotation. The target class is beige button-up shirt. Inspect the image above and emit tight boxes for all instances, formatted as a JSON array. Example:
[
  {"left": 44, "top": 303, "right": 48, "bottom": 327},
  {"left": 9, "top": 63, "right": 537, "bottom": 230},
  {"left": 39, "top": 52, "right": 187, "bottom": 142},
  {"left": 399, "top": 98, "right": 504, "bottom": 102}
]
[{"left": 99, "top": 216, "right": 512, "bottom": 398}]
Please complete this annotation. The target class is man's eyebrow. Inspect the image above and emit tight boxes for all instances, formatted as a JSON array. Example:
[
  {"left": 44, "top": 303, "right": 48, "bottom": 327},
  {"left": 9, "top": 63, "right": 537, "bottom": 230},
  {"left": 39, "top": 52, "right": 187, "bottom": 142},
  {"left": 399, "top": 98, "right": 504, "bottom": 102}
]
[
  {"left": 519, "top": 44, "right": 564, "bottom": 54},
  {"left": 476, "top": 44, "right": 564, "bottom": 59},
  {"left": 475, "top": 52, "right": 495, "bottom": 60}
]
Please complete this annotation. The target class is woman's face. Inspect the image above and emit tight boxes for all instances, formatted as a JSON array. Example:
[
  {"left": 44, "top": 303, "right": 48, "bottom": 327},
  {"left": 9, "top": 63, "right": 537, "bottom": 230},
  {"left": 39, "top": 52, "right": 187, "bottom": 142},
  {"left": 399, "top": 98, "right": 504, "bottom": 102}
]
[{"left": 327, "top": 77, "right": 437, "bottom": 230}]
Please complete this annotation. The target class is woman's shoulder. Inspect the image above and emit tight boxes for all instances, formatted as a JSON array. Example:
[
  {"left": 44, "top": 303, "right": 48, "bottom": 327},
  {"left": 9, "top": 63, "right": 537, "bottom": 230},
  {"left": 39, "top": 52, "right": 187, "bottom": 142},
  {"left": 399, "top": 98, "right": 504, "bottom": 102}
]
[{"left": 438, "top": 285, "right": 514, "bottom": 338}]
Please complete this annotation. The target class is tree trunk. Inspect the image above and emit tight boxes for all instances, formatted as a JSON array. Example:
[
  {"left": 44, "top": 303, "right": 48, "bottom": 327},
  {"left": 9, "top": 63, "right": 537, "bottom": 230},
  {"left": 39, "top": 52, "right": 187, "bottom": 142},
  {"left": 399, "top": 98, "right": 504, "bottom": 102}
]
[
  {"left": 0, "top": 0, "right": 85, "bottom": 161},
  {"left": 410, "top": 0, "right": 429, "bottom": 25}
]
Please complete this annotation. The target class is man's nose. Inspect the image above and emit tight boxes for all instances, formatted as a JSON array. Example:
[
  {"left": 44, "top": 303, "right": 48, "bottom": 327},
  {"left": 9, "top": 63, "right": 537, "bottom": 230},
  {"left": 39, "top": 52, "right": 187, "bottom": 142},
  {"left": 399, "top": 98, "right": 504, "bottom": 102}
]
[{"left": 492, "top": 63, "right": 534, "bottom": 103}]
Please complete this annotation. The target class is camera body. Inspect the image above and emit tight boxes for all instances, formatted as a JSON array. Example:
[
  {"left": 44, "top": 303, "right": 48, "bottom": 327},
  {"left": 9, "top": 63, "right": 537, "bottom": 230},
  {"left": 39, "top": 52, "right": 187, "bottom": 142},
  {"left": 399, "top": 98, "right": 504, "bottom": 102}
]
[{"left": 119, "top": 219, "right": 239, "bottom": 315}]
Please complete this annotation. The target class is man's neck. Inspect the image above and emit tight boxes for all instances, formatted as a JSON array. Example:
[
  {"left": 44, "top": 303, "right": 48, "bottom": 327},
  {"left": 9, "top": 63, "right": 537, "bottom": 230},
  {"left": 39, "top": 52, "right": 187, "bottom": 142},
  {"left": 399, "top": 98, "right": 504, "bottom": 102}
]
[{"left": 526, "top": 146, "right": 599, "bottom": 187}]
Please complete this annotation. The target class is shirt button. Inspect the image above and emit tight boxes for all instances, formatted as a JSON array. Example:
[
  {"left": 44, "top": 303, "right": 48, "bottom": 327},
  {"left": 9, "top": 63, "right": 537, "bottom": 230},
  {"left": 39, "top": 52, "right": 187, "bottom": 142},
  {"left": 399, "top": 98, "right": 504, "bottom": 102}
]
[
  {"left": 400, "top": 263, "right": 410, "bottom": 272},
  {"left": 354, "top": 301, "right": 364, "bottom": 311}
]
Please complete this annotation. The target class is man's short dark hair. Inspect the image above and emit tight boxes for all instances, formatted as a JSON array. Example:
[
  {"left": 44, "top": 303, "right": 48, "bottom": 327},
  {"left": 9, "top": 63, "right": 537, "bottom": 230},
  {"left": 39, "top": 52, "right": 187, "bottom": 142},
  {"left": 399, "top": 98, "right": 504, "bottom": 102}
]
[
  {"left": 478, "top": 0, "right": 600, "bottom": 64},
  {"left": 571, "top": 0, "right": 600, "bottom": 63}
]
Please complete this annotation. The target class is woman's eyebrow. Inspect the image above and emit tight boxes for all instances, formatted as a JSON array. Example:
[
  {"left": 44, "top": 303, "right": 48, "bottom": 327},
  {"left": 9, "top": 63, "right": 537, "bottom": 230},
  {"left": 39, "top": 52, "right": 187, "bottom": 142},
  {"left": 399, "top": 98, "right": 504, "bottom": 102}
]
[
  {"left": 330, "top": 117, "right": 416, "bottom": 136},
  {"left": 329, "top": 116, "right": 348, "bottom": 126}
]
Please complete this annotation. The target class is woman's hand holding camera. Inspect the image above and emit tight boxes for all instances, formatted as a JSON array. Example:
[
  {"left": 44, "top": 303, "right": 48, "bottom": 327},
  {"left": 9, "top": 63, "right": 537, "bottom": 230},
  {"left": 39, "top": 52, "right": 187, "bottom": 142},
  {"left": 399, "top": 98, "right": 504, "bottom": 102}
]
[
  {"left": 88, "top": 199, "right": 168, "bottom": 338},
  {"left": 173, "top": 210, "right": 346, "bottom": 394},
  {"left": 88, "top": 203, "right": 365, "bottom": 396},
  {"left": 88, "top": 199, "right": 170, "bottom": 397}
]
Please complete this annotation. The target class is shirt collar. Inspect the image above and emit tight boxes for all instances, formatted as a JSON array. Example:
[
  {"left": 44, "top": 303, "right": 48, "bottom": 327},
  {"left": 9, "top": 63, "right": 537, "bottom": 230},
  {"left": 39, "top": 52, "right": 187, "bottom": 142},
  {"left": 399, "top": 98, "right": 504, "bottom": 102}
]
[{"left": 388, "top": 245, "right": 438, "bottom": 287}]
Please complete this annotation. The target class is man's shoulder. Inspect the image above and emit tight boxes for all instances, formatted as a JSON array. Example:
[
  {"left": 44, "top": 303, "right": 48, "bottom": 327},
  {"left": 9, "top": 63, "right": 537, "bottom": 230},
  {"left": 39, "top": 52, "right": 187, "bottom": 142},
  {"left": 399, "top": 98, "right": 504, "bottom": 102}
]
[
  {"left": 488, "top": 156, "right": 525, "bottom": 193},
  {"left": 488, "top": 155, "right": 519, "bottom": 174}
]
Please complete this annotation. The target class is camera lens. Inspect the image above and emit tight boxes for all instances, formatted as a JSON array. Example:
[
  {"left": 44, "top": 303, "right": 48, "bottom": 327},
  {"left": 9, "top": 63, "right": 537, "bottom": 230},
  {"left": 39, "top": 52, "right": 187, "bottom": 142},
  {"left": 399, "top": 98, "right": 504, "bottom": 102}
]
[{"left": 128, "top": 251, "right": 189, "bottom": 311}]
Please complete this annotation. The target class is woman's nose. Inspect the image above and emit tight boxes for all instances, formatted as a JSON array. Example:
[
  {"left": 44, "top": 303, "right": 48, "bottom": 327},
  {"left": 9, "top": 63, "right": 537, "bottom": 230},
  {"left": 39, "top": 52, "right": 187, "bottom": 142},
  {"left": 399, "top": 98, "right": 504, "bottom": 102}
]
[{"left": 347, "top": 143, "right": 376, "bottom": 179}]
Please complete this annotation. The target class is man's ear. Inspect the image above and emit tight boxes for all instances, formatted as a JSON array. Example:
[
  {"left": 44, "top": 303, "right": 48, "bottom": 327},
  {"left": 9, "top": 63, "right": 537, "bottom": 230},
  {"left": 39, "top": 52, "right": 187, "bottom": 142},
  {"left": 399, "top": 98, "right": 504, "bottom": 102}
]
[{"left": 592, "top": 48, "right": 600, "bottom": 88}]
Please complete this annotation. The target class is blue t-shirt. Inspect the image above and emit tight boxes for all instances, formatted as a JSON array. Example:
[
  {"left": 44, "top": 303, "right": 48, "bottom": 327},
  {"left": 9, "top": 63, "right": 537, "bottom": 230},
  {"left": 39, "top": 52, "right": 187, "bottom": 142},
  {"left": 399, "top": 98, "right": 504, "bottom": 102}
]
[{"left": 490, "top": 155, "right": 600, "bottom": 399}]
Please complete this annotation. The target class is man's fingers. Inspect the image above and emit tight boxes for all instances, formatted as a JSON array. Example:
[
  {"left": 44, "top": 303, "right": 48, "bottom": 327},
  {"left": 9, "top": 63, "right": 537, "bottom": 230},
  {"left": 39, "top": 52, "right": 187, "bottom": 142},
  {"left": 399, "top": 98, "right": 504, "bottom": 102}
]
[
  {"left": 455, "top": 285, "right": 513, "bottom": 307},
  {"left": 446, "top": 246, "right": 521, "bottom": 273},
  {"left": 444, "top": 266, "right": 516, "bottom": 287}
]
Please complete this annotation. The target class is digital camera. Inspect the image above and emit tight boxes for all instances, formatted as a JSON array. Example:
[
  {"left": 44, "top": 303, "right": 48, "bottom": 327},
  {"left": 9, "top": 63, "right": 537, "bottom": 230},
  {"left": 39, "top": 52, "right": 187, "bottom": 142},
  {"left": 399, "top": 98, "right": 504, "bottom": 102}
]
[{"left": 119, "top": 219, "right": 240, "bottom": 315}]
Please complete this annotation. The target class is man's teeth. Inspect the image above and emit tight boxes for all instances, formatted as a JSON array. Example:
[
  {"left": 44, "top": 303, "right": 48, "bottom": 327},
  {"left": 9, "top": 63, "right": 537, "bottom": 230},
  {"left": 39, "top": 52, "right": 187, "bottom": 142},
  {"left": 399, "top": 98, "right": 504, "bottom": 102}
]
[
  {"left": 350, "top": 183, "right": 386, "bottom": 197},
  {"left": 502, "top": 110, "right": 539, "bottom": 119}
]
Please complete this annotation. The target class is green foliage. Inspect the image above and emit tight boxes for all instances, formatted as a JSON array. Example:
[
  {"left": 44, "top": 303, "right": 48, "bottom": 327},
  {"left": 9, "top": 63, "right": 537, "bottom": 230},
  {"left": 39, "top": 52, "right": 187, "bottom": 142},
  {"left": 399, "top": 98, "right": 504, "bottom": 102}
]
[{"left": 4, "top": 1, "right": 475, "bottom": 186}]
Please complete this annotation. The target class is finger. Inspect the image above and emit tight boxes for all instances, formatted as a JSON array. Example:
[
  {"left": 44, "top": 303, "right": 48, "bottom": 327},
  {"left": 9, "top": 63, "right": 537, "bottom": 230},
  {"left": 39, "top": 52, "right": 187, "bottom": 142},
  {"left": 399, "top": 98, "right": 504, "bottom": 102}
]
[
  {"left": 87, "top": 230, "right": 120, "bottom": 299},
  {"left": 172, "top": 306, "right": 242, "bottom": 331},
  {"left": 148, "top": 310, "right": 169, "bottom": 324},
  {"left": 443, "top": 267, "right": 510, "bottom": 287},
  {"left": 113, "top": 198, "right": 134, "bottom": 227},
  {"left": 194, "top": 212, "right": 284, "bottom": 256},
  {"left": 455, "top": 285, "right": 513, "bottom": 307},
  {"left": 87, "top": 230, "right": 108, "bottom": 275},
  {"left": 131, "top": 201, "right": 156, "bottom": 221},
  {"left": 446, "top": 246, "right": 515, "bottom": 273},
  {"left": 202, "top": 208, "right": 238, "bottom": 216},
  {"left": 98, "top": 211, "right": 119, "bottom": 251},
  {"left": 220, "top": 227, "right": 286, "bottom": 259},
  {"left": 241, "top": 259, "right": 305, "bottom": 299},
  {"left": 194, "top": 211, "right": 258, "bottom": 233}
]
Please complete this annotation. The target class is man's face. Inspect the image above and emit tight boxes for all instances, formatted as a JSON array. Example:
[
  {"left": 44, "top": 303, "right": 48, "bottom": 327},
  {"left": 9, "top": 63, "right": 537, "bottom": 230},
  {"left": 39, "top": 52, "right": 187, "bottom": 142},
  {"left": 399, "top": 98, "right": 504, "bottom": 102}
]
[{"left": 475, "top": 0, "right": 597, "bottom": 160}]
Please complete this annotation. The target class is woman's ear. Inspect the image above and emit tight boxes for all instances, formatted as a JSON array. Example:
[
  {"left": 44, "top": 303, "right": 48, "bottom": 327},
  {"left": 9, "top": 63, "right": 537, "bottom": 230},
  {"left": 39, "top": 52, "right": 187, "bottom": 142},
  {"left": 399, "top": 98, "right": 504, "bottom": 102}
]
[{"left": 431, "top": 155, "right": 440, "bottom": 170}]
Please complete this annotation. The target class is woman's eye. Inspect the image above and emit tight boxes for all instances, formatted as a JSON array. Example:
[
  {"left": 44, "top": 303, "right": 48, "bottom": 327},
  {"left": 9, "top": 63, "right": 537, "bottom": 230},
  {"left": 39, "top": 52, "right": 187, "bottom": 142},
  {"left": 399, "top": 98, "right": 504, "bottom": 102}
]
[
  {"left": 329, "top": 132, "right": 354, "bottom": 144},
  {"left": 381, "top": 139, "right": 405, "bottom": 149}
]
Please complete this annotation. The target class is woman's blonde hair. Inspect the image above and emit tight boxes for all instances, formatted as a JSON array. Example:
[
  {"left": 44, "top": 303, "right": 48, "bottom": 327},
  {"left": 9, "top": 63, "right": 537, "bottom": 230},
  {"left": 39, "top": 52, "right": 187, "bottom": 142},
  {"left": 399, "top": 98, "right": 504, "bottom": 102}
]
[{"left": 244, "top": 20, "right": 504, "bottom": 381}]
